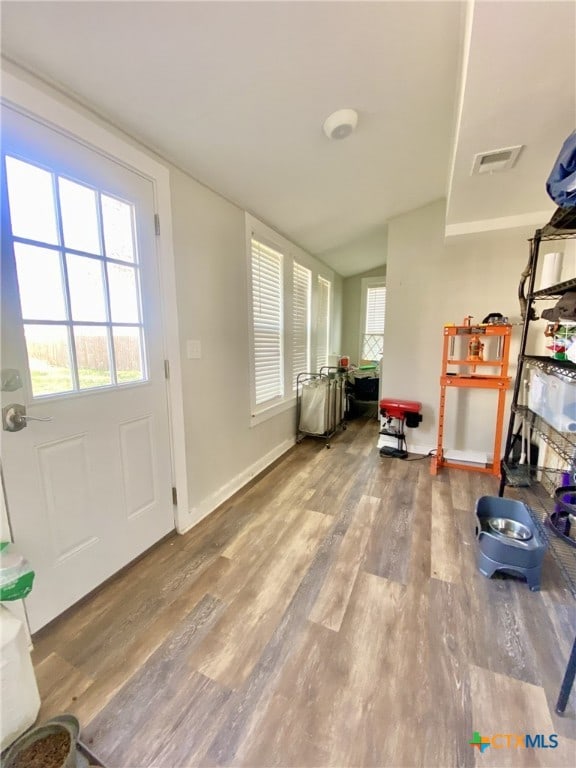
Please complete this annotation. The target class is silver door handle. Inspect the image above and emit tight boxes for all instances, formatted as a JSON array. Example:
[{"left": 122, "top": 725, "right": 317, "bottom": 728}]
[{"left": 2, "top": 404, "right": 53, "bottom": 432}]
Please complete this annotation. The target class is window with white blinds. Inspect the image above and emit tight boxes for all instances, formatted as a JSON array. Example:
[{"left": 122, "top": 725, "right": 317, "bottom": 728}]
[
  {"left": 292, "top": 262, "right": 311, "bottom": 388},
  {"left": 361, "top": 284, "right": 386, "bottom": 360},
  {"left": 247, "top": 215, "right": 334, "bottom": 423},
  {"left": 316, "top": 276, "right": 331, "bottom": 370},
  {"left": 250, "top": 238, "right": 284, "bottom": 406}
]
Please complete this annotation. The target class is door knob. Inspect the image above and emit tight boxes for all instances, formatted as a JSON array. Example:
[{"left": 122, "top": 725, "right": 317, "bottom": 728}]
[{"left": 2, "top": 404, "right": 53, "bottom": 432}]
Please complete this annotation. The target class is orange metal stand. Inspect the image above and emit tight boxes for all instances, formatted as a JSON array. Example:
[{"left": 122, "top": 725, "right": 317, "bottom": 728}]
[{"left": 430, "top": 323, "right": 512, "bottom": 477}]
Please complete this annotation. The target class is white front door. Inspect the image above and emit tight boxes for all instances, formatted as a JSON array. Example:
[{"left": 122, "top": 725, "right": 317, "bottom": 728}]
[{"left": 1, "top": 107, "right": 175, "bottom": 632}]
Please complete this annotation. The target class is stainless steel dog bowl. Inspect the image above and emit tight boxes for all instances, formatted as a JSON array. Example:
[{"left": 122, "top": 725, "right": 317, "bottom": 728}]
[{"left": 488, "top": 517, "right": 533, "bottom": 541}]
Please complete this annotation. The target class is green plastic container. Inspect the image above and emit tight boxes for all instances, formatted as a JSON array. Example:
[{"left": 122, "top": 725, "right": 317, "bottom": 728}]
[{"left": 0, "top": 542, "right": 35, "bottom": 601}]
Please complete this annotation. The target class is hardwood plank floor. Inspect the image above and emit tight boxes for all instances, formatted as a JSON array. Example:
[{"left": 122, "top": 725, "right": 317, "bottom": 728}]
[
  {"left": 469, "top": 666, "right": 573, "bottom": 767},
  {"left": 190, "top": 509, "right": 332, "bottom": 689},
  {"left": 31, "top": 418, "right": 576, "bottom": 767},
  {"left": 309, "top": 494, "right": 377, "bottom": 631}
]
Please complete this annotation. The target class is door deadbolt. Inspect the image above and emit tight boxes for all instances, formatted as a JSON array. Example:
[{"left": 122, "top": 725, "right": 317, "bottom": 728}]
[{"left": 2, "top": 403, "right": 53, "bottom": 432}]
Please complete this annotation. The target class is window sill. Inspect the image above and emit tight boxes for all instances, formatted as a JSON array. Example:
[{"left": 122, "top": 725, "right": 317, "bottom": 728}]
[{"left": 250, "top": 394, "right": 296, "bottom": 427}]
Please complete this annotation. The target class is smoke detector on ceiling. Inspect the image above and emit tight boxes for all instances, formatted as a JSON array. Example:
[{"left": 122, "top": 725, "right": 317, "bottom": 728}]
[
  {"left": 471, "top": 145, "right": 524, "bottom": 175},
  {"left": 323, "top": 109, "right": 358, "bottom": 140}
]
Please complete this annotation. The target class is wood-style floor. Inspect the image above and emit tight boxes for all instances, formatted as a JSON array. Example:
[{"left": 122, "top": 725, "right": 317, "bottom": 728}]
[{"left": 31, "top": 418, "right": 576, "bottom": 767}]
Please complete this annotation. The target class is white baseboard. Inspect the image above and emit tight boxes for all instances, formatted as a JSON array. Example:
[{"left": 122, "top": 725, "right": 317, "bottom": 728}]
[
  {"left": 179, "top": 437, "right": 295, "bottom": 534},
  {"left": 444, "top": 448, "right": 489, "bottom": 467},
  {"left": 377, "top": 435, "right": 489, "bottom": 466}
]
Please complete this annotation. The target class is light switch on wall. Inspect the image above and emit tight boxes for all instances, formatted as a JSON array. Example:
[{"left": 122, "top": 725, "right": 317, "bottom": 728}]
[{"left": 187, "top": 340, "right": 202, "bottom": 359}]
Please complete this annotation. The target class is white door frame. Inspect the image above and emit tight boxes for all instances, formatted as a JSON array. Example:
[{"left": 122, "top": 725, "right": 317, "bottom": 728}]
[{"left": 0, "top": 67, "right": 190, "bottom": 545}]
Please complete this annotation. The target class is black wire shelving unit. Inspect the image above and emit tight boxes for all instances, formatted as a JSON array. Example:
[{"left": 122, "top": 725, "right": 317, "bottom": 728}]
[{"left": 499, "top": 206, "right": 576, "bottom": 715}]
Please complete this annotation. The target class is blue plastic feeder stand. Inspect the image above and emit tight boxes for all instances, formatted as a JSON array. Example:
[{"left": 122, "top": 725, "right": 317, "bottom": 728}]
[{"left": 475, "top": 496, "right": 548, "bottom": 591}]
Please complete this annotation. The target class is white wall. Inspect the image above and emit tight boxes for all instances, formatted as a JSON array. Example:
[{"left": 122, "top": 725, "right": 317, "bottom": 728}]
[
  {"left": 383, "top": 199, "right": 533, "bottom": 460},
  {"left": 319, "top": 224, "right": 388, "bottom": 278},
  {"left": 170, "top": 168, "right": 324, "bottom": 523},
  {"left": 341, "top": 266, "right": 386, "bottom": 364}
]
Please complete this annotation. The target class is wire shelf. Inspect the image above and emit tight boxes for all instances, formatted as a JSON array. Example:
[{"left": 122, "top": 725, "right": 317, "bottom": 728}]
[
  {"left": 506, "top": 470, "right": 576, "bottom": 598},
  {"left": 512, "top": 405, "right": 576, "bottom": 463},
  {"left": 523, "top": 355, "right": 576, "bottom": 380},
  {"left": 502, "top": 212, "right": 576, "bottom": 712},
  {"left": 531, "top": 276, "right": 576, "bottom": 299},
  {"left": 537, "top": 230, "right": 576, "bottom": 242},
  {"left": 540, "top": 207, "right": 576, "bottom": 238}
]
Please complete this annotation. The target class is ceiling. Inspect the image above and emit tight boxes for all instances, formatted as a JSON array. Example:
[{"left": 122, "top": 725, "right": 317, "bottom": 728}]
[
  {"left": 1, "top": 1, "right": 574, "bottom": 276},
  {"left": 446, "top": 0, "right": 576, "bottom": 236}
]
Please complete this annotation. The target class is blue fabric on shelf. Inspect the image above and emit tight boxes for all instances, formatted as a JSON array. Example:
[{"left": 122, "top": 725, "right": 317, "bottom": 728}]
[{"left": 547, "top": 130, "right": 576, "bottom": 207}]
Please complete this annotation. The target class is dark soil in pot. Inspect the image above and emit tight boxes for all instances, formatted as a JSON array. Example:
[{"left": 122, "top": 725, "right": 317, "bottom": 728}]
[{"left": 12, "top": 731, "right": 71, "bottom": 768}]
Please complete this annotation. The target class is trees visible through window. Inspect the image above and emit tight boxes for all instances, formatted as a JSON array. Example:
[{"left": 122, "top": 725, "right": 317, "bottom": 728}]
[{"left": 4, "top": 154, "right": 146, "bottom": 397}]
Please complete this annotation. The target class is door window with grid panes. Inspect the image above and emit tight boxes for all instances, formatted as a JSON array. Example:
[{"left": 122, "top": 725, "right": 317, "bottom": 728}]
[{"left": 4, "top": 155, "right": 147, "bottom": 397}]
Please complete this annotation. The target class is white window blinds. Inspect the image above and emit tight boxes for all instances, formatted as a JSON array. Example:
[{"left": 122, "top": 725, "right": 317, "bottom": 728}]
[
  {"left": 316, "top": 276, "right": 331, "bottom": 370},
  {"left": 292, "top": 262, "right": 311, "bottom": 388},
  {"left": 362, "top": 285, "right": 386, "bottom": 360},
  {"left": 251, "top": 238, "right": 284, "bottom": 405}
]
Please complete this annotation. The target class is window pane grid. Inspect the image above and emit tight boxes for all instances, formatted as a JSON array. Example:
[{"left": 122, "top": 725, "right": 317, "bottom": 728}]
[
  {"left": 14, "top": 244, "right": 68, "bottom": 321},
  {"left": 23, "top": 324, "right": 74, "bottom": 396},
  {"left": 5, "top": 155, "right": 59, "bottom": 244},
  {"left": 114, "top": 326, "right": 145, "bottom": 383},
  {"left": 96, "top": 191, "right": 120, "bottom": 385},
  {"left": 362, "top": 334, "right": 384, "bottom": 360},
  {"left": 101, "top": 194, "right": 137, "bottom": 263},
  {"left": 5, "top": 154, "right": 147, "bottom": 397},
  {"left": 55, "top": 186, "right": 80, "bottom": 391},
  {"left": 362, "top": 285, "right": 386, "bottom": 361},
  {"left": 9, "top": 235, "right": 141, "bottom": 271},
  {"left": 59, "top": 176, "right": 102, "bottom": 255},
  {"left": 73, "top": 325, "right": 113, "bottom": 389}
]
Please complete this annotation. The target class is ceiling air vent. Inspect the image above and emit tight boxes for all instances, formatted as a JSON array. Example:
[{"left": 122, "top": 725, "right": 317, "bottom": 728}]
[{"left": 471, "top": 145, "right": 523, "bottom": 175}]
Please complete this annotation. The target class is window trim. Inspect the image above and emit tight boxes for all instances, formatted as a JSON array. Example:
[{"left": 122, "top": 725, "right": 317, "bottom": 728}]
[
  {"left": 246, "top": 217, "right": 294, "bottom": 425},
  {"left": 292, "top": 260, "right": 312, "bottom": 391},
  {"left": 249, "top": 235, "right": 285, "bottom": 409},
  {"left": 315, "top": 274, "right": 332, "bottom": 371},
  {"left": 246, "top": 213, "right": 332, "bottom": 427},
  {"left": 359, "top": 276, "right": 386, "bottom": 363}
]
